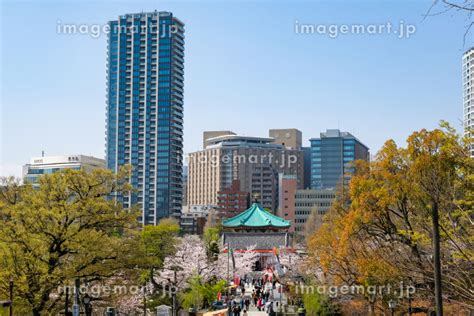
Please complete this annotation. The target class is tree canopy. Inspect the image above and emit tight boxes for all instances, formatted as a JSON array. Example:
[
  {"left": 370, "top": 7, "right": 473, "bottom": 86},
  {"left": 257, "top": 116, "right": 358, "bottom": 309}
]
[
  {"left": 307, "top": 123, "right": 473, "bottom": 312},
  {"left": 0, "top": 167, "right": 140, "bottom": 315}
]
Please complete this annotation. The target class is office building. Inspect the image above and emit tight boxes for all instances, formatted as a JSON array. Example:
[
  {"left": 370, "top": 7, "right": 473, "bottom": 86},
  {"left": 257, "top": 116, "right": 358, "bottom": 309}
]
[
  {"left": 269, "top": 128, "right": 302, "bottom": 150},
  {"left": 203, "top": 130, "right": 235, "bottom": 149},
  {"left": 217, "top": 180, "right": 250, "bottom": 219},
  {"left": 180, "top": 214, "right": 206, "bottom": 235},
  {"left": 180, "top": 205, "right": 209, "bottom": 235},
  {"left": 463, "top": 47, "right": 474, "bottom": 156},
  {"left": 251, "top": 165, "right": 279, "bottom": 211},
  {"left": 105, "top": 12, "right": 185, "bottom": 224},
  {"left": 294, "top": 188, "right": 337, "bottom": 234},
  {"left": 187, "top": 131, "right": 304, "bottom": 207},
  {"left": 278, "top": 175, "right": 297, "bottom": 233},
  {"left": 302, "top": 147, "right": 311, "bottom": 189},
  {"left": 310, "top": 129, "right": 369, "bottom": 189},
  {"left": 23, "top": 155, "right": 105, "bottom": 187}
]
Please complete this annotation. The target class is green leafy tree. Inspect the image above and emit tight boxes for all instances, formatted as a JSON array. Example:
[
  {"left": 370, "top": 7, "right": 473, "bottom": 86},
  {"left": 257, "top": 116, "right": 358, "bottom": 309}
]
[
  {"left": 141, "top": 218, "right": 180, "bottom": 282},
  {"left": 203, "top": 226, "right": 221, "bottom": 261},
  {"left": 181, "top": 275, "right": 204, "bottom": 310},
  {"left": 302, "top": 290, "right": 341, "bottom": 316},
  {"left": 181, "top": 275, "right": 226, "bottom": 310},
  {"left": 0, "top": 167, "right": 140, "bottom": 315}
]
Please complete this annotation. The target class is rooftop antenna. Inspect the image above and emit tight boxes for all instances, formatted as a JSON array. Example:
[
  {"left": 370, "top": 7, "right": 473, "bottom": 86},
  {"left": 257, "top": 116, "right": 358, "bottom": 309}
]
[{"left": 41, "top": 150, "right": 44, "bottom": 157}]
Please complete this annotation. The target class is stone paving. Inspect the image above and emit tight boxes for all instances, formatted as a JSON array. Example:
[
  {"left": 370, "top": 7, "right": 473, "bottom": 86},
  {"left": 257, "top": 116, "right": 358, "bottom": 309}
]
[{"left": 239, "top": 283, "right": 286, "bottom": 316}]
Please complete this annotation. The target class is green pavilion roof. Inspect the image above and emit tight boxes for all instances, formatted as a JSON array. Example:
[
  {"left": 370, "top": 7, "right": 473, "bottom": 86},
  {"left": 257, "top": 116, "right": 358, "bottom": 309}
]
[{"left": 222, "top": 203, "right": 291, "bottom": 228}]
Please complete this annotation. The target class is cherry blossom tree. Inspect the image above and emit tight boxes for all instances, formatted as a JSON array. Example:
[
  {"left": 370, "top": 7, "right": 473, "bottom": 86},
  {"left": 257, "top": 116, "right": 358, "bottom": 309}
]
[
  {"left": 212, "top": 244, "right": 259, "bottom": 281},
  {"left": 234, "top": 244, "right": 260, "bottom": 277},
  {"left": 154, "top": 235, "right": 213, "bottom": 290},
  {"left": 279, "top": 250, "right": 304, "bottom": 274},
  {"left": 116, "top": 237, "right": 262, "bottom": 312},
  {"left": 116, "top": 282, "right": 153, "bottom": 315},
  {"left": 115, "top": 236, "right": 212, "bottom": 314}
]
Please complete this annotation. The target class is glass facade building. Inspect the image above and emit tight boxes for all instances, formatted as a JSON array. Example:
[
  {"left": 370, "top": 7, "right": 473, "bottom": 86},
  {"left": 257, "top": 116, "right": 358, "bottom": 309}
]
[
  {"left": 23, "top": 155, "right": 105, "bottom": 189},
  {"left": 310, "top": 129, "right": 369, "bottom": 189},
  {"left": 105, "top": 12, "right": 185, "bottom": 224}
]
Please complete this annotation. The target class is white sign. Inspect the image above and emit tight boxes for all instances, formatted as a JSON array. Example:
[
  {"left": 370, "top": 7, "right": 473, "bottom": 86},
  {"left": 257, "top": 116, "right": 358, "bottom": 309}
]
[{"left": 156, "top": 305, "right": 172, "bottom": 316}]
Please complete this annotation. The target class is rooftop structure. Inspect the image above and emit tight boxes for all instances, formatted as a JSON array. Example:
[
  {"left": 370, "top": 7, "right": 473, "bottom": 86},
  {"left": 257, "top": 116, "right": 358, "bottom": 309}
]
[
  {"left": 205, "top": 134, "right": 283, "bottom": 150},
  {"left": 222, "top": 203, "right": 290, "bottom": 230},
  {"left": 23, "top": 155, "right": 105, "bottom": 187}
]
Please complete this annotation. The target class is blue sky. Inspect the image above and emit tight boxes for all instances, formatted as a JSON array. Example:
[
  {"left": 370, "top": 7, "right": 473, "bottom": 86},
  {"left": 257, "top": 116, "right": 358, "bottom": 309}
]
[{"left": 0, "top": 0, "right": 471, "bottom": 177}]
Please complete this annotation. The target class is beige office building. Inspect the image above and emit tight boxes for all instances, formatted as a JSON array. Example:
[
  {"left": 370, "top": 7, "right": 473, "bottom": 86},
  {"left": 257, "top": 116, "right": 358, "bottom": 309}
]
[
  {"left": 269, "top": 128, "right": 302, "bottom": 150},
  {"left": 187, "top": 131, "right": 304, "bottom": 208}
]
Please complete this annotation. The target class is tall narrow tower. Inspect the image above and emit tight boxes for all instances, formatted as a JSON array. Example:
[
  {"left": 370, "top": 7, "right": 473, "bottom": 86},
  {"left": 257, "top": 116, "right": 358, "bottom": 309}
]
[
  {"left": 105, "top": 12, "right": 185, "bottom": 224},
  {"left": 463, "top": 47, "right": 474, "bottom": 157}
]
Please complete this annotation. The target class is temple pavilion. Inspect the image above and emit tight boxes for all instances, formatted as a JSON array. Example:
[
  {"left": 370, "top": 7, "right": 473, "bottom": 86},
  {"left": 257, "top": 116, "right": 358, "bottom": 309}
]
[{"left": 221, "top": 203, "right": 292, "bottom": 271}]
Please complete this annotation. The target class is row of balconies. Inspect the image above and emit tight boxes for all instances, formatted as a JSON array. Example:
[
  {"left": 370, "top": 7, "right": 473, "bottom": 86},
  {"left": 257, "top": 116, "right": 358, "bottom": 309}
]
[{"left": 173, "top": 34, "right": 185, "bottom": 45}]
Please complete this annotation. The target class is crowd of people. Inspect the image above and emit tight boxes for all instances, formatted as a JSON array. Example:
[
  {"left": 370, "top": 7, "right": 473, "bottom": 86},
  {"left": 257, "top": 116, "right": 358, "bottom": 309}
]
[{"left": 227, "top": 277, "right": 279, "bottom": 316}]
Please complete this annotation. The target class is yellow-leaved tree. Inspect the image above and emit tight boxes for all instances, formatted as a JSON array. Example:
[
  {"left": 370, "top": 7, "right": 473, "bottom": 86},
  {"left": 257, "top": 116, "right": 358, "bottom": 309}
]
[{"left": 308, "top": 123, "right": 473, "bottom": 313}]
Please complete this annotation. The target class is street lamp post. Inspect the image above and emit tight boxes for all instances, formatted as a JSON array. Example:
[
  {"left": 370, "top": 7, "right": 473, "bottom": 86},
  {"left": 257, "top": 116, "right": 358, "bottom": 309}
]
[
  {"left": 83, "top": 294, "right": 92, "bottom": 316},
  {"left": 388, "top": 299, "right": 397, "bottom": 316},
  {"left": 73, "top": 279, "right": 80, "bottom": 316},
  {"left": 9, "top": 277, "right": 13, "bottom": 316},
  {"left": 65, "top": 286, "right": 70, "bottom": 316},
  {"left": 226, "top": 243, "right": 230, "bottom": 299}
]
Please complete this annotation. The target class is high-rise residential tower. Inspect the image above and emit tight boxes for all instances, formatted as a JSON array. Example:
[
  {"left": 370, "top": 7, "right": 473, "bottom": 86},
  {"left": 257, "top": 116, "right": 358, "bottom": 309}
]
[
  {"left": 105, "top": 12, "right": 185, "bottom": 224},
  {"left": 463, "top": 47, "right": 474, "bottom": 156},
  {"left": 310, "top": 129, "right": 369, "bottom": 189}
]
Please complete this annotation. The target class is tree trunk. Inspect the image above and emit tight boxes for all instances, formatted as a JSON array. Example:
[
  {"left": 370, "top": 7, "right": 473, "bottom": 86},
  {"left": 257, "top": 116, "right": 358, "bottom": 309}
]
[{"left": 431, "top": 201, "right": 443, "bottom": 316}]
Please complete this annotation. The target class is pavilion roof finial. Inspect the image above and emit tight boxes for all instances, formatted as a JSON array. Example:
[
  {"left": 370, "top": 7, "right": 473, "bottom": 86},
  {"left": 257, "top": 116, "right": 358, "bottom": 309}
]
[{"left": 252, "top": 192, "right": 260, "bottom": 204}]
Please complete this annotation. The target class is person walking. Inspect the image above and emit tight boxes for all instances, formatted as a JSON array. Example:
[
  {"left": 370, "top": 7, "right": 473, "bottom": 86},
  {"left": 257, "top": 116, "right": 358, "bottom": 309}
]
[
  {"left": 268, "top": 302, "right": 275, "bottom": 316},
  {"left": 257, "top": 297, "right": 263, "bottom": 311},
  {"left": 265, "top": 300, "right": 272, "bottom": 314},
  {"left": 265, "top": 301, "right": 275, "bottom": 316},
  {"left": 232, "top": 304, "right": 241, "bottom": 316}
]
